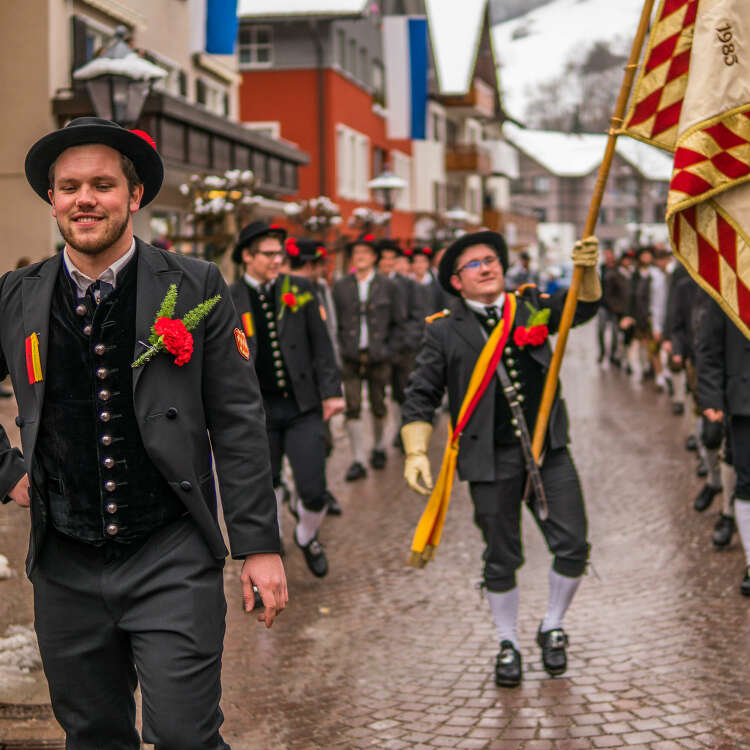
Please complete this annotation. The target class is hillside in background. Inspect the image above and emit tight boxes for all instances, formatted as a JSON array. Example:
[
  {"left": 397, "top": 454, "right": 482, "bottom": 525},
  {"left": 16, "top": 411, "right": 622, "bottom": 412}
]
[{"left": 491, "top": 0, "right": 651, "bottom": 132}]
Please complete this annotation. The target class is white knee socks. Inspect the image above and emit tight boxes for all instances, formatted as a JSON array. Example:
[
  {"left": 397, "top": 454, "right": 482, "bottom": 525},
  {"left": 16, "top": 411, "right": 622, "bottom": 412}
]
[
  {"left": 346, "top": 419, "right": 366, "bottom": 465},
  {"left": 295, "top": 505, "right": 327, "bottom": 547},
  {"left": 487, "top": 588, "right": 519, "bottom": 649},
  {"left": 734, "top": 499, "right": 750, "bottom": 565},
  {"left": 541, "top": 568, "right": 582, "bottom": 632},
  {"left": 274, "top": 486, "right": 286, "bottom": 537},
  {"left": 721, "top": 461, "right": 737, "bottom": 516}
]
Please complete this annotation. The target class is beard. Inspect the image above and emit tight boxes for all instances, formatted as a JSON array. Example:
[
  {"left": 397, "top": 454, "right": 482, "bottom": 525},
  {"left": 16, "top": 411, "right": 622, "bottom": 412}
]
[{"left": 58, "top": 212, "right": 130, "bottom": 256}]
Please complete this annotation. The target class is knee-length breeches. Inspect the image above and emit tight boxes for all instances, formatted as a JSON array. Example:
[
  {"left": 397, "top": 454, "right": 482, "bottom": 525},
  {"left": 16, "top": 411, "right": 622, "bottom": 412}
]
[{"left": 468, "top": 445, "right": 590, "bottom": 592}]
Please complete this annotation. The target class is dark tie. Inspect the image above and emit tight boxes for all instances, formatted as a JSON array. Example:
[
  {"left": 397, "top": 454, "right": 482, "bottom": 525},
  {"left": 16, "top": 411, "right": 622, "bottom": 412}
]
[{"left": 86, "top": 280, "right": 113, "bottom": 305}]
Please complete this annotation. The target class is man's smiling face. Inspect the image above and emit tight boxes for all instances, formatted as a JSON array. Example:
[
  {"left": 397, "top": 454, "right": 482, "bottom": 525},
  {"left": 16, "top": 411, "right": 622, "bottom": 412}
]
[{"left": 48, "top": 144, "right": 143, "bottom": 256}]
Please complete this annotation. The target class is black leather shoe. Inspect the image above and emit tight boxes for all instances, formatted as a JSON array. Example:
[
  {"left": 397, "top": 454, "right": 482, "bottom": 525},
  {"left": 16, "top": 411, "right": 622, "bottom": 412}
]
[
  {"left": 370, "top": 449, "right": 387, "bottom": 469},
  {"left": 345, "top": 461, "right": 367, "bottom": 481},
  {"left": 741, "top": 567, "right": 750, "bottom": 597},
  {"left": 326, "top": 491, "right": 342, "bottom": 517},
  {"left": 672, "top": 402, "right": 685, "bottom": 415},
  {"left": 713, "top": 513, "right": 735, "bottom": 547},
  {"left": 686, "top": 434, "right": 698, "bottom": 451},
  {"left": 537, "top": 626, "right": 568, "bottom": 676},
  {"left": 294, "top": 532, "right": 328, "bottom": 578},
  {"left": 694, "top": 483, "right": 720, "bottom": 511},
  {"left": 494, "top": 641, "right": 522, "bottom": 687}
]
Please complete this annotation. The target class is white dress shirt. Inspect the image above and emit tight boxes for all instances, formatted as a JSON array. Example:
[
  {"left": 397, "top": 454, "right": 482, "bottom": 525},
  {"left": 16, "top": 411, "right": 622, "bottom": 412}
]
[
  {"left": 356, "top": 270, "right": 375, "bottom": 350},
  {"left": 63, "top": 239, "right": 136, "bottom": 298},
  {"left": 464, "top": 293, "right": 506, "bottom": 318}
]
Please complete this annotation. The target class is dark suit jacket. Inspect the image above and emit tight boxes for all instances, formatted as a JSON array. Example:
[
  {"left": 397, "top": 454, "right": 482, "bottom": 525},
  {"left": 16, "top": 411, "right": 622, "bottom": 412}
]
[
  {"left": 403, "top": 287, "right": 598, "bottom": 482},
  {"left": 0, "top": 239, "right": 280, "bottom": 575},
  {"left": 391, "top": 273, "right": 427, "bottom": 353},
  {"left": 332, "top": 272, "right": 406, "bottom": 363},
  {"left": 229, "top": 274, "right": 341, "bottom": 410},
  {"left": 696, "top": 298, "right": 750, "bottom": 416}
]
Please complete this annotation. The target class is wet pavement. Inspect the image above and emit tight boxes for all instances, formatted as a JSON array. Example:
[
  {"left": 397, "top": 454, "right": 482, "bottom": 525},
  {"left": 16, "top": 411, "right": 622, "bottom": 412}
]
[{"left": 1, "top": 325, "right": 750, "bottom": 749}]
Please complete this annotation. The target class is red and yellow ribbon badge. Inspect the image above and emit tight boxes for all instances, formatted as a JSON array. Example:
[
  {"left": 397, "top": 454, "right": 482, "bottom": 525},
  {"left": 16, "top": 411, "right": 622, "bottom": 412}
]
[
  {"left": 407, "top": 293, "right": 517, "bottom": 567},
  {"left": 25, "top": 332, "right": 43, "bottom": 384},
  {"left": 241, "top": 312, "right": 254, "bottom": 338}
]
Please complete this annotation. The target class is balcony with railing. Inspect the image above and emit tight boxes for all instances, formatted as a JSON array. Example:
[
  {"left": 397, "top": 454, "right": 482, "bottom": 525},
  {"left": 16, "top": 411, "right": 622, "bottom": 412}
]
[{"left": 445, "top": 143, "right": 492, "bottom": 174}]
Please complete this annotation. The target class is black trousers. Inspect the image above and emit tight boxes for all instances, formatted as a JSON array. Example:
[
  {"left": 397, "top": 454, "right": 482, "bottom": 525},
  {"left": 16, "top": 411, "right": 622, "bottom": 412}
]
[
  {"left": 391, "top": 349, "right": 417, "bottom": 405},
  {"left": 731, "top": 415, "right": 750, "bottom": 498},
  {"left": 469, "top": 445, "right": 590, "bottom": 592},
  {"left": 32, "top": 517, "right": 229, "bottom": 750},
  {"left": 264, "top": 394, "right": 328, "bottom": 511}
]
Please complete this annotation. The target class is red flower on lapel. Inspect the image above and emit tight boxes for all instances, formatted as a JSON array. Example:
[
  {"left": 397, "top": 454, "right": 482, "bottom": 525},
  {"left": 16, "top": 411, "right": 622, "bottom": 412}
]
[
  {"left": 282, "top": 292, "right": 297, "bottom": 307},
  {"left": 154, "top": 317, "right": 194, "bottom": 366},
  {"left": 513, "top": 324, "right": 549, "bottom": 349}
]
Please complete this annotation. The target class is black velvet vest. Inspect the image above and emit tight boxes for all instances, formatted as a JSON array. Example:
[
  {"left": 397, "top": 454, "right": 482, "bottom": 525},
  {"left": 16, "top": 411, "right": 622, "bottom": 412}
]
[
  {"left": 35, "top": 257, "right": 184, "bottom": 545},
  {"left": 246, "top": 281, "right": 292, "bottom": 398},
  {"left": 473, "top": 313, "right": 546, "bottom": 445}
]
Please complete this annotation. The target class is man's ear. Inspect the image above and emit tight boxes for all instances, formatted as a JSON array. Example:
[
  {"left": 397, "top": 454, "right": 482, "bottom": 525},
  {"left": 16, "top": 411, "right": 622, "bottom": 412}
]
[
  {"left": 129, "top": 184, "right": 145, "bottom": 213},
  {"left": 450, "top": 273, "right": 461, "bottom": 292},
  {"left": 242, "top": 247, "right": 253, "bottom": 265}
]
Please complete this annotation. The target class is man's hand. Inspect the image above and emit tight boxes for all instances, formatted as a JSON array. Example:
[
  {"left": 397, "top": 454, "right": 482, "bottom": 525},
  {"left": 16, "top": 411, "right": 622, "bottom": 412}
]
[
  {"left": 8, "top": 475, "right": 30, "bottom": 507},
  {"left": 322, "top": 397, "right": 345, "bottom": 422},
  {"left": 620, "top": 316, "right": 635, "bottom": 330},
  {"left": 404, "top": 454, "right": 433, "bottom": 496},
  {"left": 240, "top": 553, "right": 288, "bottom": 628},
  {"left": 703, "top": 408, "right": 724, "bottom": 423},
  {"left": 571, "top": 236, "right": 601, "bottom": 302},
  {"left": 662, "top": 340, "right": 672, "bottom": 355}
]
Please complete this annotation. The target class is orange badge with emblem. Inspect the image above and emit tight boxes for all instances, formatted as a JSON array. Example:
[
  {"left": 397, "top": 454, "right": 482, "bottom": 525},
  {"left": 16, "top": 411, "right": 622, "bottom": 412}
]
[{"left": 234, "top": 327, "right": 249, "bottom": 360}]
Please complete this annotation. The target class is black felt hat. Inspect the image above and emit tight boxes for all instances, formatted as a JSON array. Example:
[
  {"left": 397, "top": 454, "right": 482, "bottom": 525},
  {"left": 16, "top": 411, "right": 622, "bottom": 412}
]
[
  {"left": 233, "top": 220, "right": 287, "bottom": 264},
  {"left": 411, "top": 245, "right": 434, "bottom": 259},
  {"left": 346, "top": 232, "right": 380, "bottom": 260},
  {"left": 286, "top": 237, "right": 327, "bottom": 269},
  {"left": 25, "top": 117, "right": 164, "bottom": 207},
  {"left": 438, "top": 230, "right": 509, "bottom": 296}
]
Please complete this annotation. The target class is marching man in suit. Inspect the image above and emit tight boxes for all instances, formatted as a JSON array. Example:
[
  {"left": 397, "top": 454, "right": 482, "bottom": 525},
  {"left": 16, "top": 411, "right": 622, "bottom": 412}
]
[
  {"left": 400, "top": 231, "right": 600, "bottom": 688},
  {"left": 1, "top": 117, "right": 287, "bottom": 749},
  {"left": 230, "top": 223, "right": 344, "bottom": 577}
]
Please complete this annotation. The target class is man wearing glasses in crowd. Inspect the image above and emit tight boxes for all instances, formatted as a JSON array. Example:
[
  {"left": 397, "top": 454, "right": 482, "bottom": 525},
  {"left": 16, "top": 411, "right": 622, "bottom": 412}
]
[{"left": 400, "top": 231, "right": 601, "bottom": 688}]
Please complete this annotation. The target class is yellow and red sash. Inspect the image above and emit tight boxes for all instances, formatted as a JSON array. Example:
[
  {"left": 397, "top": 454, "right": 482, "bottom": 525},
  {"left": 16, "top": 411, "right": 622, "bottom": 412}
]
[
  {"left": 241, "top": 311, "right": 254, "bottom": 338},
  {"left": 25, "top": 332, "right": 43, "bottom": 384},
  {"left": 407, "top": 293, "right": 517, "bottom": 567}
]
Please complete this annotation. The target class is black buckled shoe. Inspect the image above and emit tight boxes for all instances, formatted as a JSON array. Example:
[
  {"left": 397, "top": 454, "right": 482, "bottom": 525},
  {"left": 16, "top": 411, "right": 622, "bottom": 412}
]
[
  {"left": 713, "top": 513, "right": 735, "bottom": 547},
  {"left": 537, "top": 626, "right": 569, "bottom": 676},
  {"left": 672, "top": 402, "right": 685, "bottom": 415},
  {"left": 326, "top": 491, "right": 342, "bottom": 517},
  {"left": 694, "top": 483, "right": 721, "bottom": 512},
  {"left": 741, "top": 567, "right": 750, "bottom": 597},
  {"left": 494, "top": 641, "right": 522, "bottom": 688},
  {"left": 345, "top": 461, "right": 367, "bottom": 481},
  {"left": 294, "top": 532, "right": 328, "bottom": 578},
  {"left": 370, "top": 449, "right": 387, "bottom": 469},
  {"left": 685, "top": 434, "right": 698, "bottom": 451}
]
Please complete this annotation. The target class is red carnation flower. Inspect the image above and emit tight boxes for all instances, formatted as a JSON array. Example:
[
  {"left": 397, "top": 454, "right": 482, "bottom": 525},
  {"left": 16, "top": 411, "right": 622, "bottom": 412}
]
[
  {"left": 527, "top": 325, "right": 549, "bottom": 347},
  {"left": 155, "top": 317, "right": 193, "bottom": 366},
  {"left": 129, "top": 129, "right": 157, "bottom": 150},
  {"left": 285, "top": 238, "right": 299, "bottom": 256},
  {"left": 404, "top": 248, "right": 413, "bottom": 256},
  {"left": 423, "top": 247, "right": 432, "bottom": 255},
  {"left": 270, "top": 224, "right": 282, "bottom": 229},
  {"left": 513, "top": 326, "right": 529, "bottom": 348},
  {"left": 364, "top": 234, "right": 375, "bottom": 242},
  {"left": 282, "top": 292, "right": 297, "bottom": 307},
  {"left": 317, "top": 246, "right": 327, "bottom": 258}
]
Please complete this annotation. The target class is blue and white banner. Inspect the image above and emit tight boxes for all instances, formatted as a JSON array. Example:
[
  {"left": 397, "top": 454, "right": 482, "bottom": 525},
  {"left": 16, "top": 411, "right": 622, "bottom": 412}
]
[
  {"left": 383, "top": 16, "right": 429, "bottom": 140},
  {"left": 206, "top": 0, "right": 239, "bottom": 54}
]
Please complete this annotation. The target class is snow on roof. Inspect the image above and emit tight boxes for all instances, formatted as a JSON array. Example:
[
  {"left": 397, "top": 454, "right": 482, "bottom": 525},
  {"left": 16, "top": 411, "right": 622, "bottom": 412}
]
[
  {"left": 425, "top": 0, "right": 488, "bottom": 96},
  {"left": 237, "top": 0, "right": 368, "bottom": 18},
  {"left": 503, "top": 123, "right": 673, "bottom": 181},
  {"left": 491, "top": 0, "right": 651, "bottom": 121}
]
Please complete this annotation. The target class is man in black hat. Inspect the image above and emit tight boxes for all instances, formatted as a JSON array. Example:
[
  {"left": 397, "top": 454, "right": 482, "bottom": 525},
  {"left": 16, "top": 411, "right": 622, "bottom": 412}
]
[
  {"left": 378, "top": 239, "right": 427, "bottom": 450},
  {"left": 1, "top": 117, "right": 286, "bottom": 749},
  {"left": 412, "top": 245, "right": 449, "bottom": 317},
  {"left": 400, "top": 230, "right": 600, "bottom": 688},
  {"left": 230, "top": 225, "right": 343, "bottom": 577},
  {"left": 332, "top": 234, "right": 407, "bottom": 481}
]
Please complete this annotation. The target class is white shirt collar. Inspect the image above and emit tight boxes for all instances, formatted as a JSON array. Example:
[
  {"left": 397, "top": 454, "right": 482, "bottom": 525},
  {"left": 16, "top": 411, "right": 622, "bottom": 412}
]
[
  {"left": 356, "top": 270, "right": 375, "bottom": 286},
  {"left": 244, "top": 272, "right": 263, "bottom": 290},
  {"left": 464, "top": 292, "right": 506, "bottom": 316},
  {"left": 63, "top": 238, "right": 136, "bottom": 298}
]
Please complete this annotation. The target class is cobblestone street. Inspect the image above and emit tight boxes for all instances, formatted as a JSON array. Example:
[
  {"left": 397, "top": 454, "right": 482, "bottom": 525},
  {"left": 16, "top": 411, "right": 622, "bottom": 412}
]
[{"left": 2, "top": 325, "right": 750, "bottom": 749}]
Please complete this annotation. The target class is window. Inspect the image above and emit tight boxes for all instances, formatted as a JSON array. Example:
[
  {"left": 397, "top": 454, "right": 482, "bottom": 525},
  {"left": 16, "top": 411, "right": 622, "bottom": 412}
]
[
  {"left": 446, "top": 119, "right": 458, "bottom": 146},
  {"left": 532, "top": 207, "right": 547, "bottom": 222},
  {"left": 84, "top": 26, "right": 110, "bottom": 62},
  {"left": 337, "top": 30, "right": 347, "bottom": 69},
  {"left": 349, "top": 39, "right": 357, "bottom": 75},
  {"left": 373, "top": 147, "right": 386, "bottom": 178},
  {"left": 534, "top": 176, "right": 550, "bottom": 194},
  {"left": 196, "top": 78, "right": 227, "bottom": 116},
  {"left": 196, "top": 78, "right": 206, "bottom": 106},
  {"left": 391, "top": 151, "right": 411, "bottom": 211},
  {"left": 432, "top": 182, "right": 446, "bottom": 213},
  {"left": 431, "top": 112, "right": 442, "bottom": 142},
  {"left": 372, "top": 60, "right": 385, "bottom": 106},
  {"left": 654, "top": 203, "right": 666, "bottom": 222},
  {"left": 600, "top": 208, "right": 609, "bottom": 224},
  {"left": 178, "top": 70, "right": 188, "bottom": 98},
  {"left": 238, "top": 25, "right": 273, "bottom": 68},
  {"left": 359, "top": 47, "right": 368, "bottom": 84},
  {"left": 336, "top": 125, "right": 370, "bottom": 200}
]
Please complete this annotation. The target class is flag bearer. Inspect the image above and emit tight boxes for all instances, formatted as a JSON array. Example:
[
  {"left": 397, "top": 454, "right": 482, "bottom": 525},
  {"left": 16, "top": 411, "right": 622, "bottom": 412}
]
[{"left": 400, "top": 231, "right": 600, "bottom": 687}]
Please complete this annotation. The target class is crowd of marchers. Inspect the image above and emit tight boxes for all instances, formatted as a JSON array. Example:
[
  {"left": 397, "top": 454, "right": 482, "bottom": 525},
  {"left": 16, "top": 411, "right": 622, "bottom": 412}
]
[{"left": 597, "top": 244, "right": 750, "bottom": 596}]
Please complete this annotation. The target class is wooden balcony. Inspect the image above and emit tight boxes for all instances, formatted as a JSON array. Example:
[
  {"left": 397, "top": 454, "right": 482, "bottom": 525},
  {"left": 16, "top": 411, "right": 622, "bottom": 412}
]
[
  {"left": 483, "top": 208, "right": 539, "bottom": 247},
  {"left": 445, "top": 144, "right": 492, "bottom": 175},
  {"left": 436, "top": 79, "right": 496, "bottom": 119}
]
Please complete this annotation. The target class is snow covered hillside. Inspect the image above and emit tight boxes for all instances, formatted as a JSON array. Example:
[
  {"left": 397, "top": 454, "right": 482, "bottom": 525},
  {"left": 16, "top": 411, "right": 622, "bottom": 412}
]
[{"left": 491, "top": 0, "right": 654, "bottom": 123}]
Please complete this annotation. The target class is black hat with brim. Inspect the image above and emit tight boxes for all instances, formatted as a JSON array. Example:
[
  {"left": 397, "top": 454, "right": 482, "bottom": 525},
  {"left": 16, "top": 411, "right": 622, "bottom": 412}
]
[
  {"left": 287, "top": 238, "right": 326, "bottom": 269},
  {"left": 25, "top": 117, "right": 164, "bottom": 208},
  {"left": 233, "top": 220, "right": 287, "bottom": 264},
  {"left": 346, "top": 233, "right": 380, "bottom": 260},
  {"left": 438, "top": 230, "right": 509, "bottom": 296}
]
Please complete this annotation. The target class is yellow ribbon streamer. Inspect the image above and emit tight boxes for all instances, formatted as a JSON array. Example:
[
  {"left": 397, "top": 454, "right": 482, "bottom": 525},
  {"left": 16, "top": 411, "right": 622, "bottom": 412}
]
[{"left": 407, "top": 294, "right": 517, "bottom": 567}]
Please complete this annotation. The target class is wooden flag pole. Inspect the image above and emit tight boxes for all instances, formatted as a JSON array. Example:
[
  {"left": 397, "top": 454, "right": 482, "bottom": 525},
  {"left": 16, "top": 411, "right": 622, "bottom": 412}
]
[{"left": 531, "top": 0, "right": 657, "bottom": 461}]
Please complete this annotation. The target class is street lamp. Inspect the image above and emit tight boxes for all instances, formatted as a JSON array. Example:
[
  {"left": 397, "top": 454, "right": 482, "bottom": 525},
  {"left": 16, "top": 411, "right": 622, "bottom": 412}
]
[
  {"left": 368, "top": 169, "right": 406, "bottom": 236},
  {"left": 73, "top": 26, "right": 167, "bottom": 128},
  {"left": 445, "top": 206, "right": 469, "bottom": 238}
]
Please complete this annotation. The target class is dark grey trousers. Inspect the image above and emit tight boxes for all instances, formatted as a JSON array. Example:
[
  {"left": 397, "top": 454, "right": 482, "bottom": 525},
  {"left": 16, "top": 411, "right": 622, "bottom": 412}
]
[
  {"left": 469, "top": 445, "right": 590, "bottom": 592},
  {"left": 32, "top": 517, "right": 230, "bottom": 750}
]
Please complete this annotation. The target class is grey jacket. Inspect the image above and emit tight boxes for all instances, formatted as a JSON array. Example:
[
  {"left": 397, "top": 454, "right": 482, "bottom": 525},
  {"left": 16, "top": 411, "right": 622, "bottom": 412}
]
[{"left": 0, "top": 239, "right": 280, "bottom": 575}]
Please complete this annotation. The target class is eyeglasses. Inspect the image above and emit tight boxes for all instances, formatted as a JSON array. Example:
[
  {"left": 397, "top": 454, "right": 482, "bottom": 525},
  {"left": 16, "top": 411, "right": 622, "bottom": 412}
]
[
  {"left": 257, "top": 250, "right": 284, "bottom": 259},
  {"left": 454, "top": 256, "right": 499, "bottom": 274}
]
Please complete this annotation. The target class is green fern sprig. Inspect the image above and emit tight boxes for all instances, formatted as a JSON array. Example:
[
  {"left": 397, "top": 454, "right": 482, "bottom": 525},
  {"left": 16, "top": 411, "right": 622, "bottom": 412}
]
[
  {"left": 149, "top": 283, "right": 179, "bottom": 344},
  {"left": 182, "top": 295, "right": 221, "bottom": 331}
]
